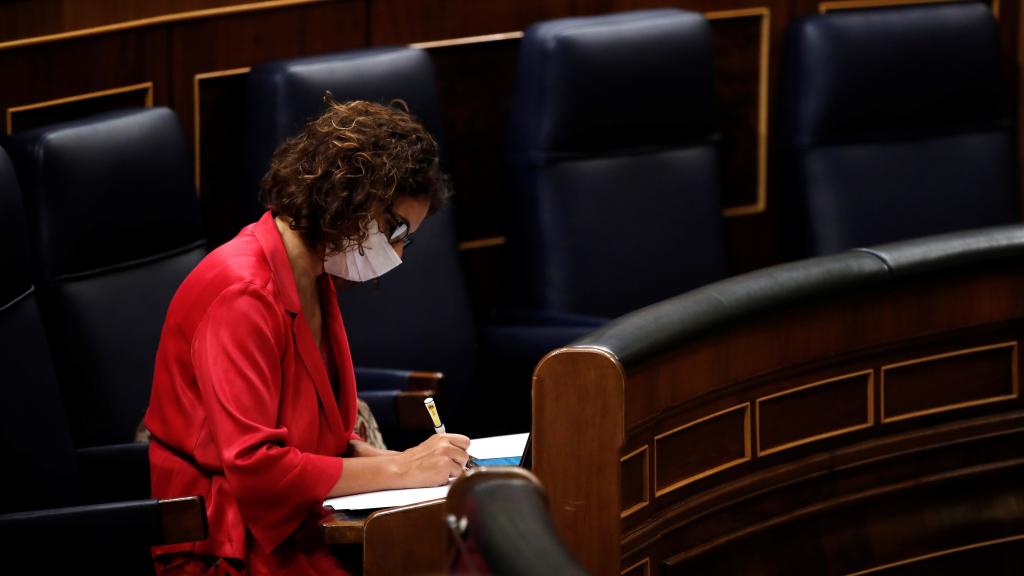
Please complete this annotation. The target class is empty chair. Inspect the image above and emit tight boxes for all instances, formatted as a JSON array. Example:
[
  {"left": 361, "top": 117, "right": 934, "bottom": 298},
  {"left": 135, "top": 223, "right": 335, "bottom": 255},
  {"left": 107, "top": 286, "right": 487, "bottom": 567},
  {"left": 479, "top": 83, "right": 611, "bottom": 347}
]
[
  {"left": 245, "top": 47, "right": 571, "bottom": 437},
  {"left": 779, "top": 2, "right": 1019, "bottom": 257},
  {"left": 5, "top": 108, "right": 207, "bottom": 449},
  {"left": 0, "top": 146, "right": 206, "bottom": 573},
  {"left": 506, "top": 9, "right": 729, "bottom": 321},
  {"left": 446, "top": 468, "right": 589, "bottom": 576}
]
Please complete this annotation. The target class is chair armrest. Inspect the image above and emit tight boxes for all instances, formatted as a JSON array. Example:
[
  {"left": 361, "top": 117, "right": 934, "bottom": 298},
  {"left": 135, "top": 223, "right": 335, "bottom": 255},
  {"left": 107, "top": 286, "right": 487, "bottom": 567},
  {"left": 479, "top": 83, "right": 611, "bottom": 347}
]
[
  {"left": 356, "top": 368, "right": 445, "bottom": 448},
  {"left": 77, "top": 442, "right": 150, "bottom": 503},
  {"left": 447, "top": 469, "right": 588, "bottom": 576},
  {"left": 0, "top": 496, "right": 206, "bottom": 549},
  {"left": 355, "top": 367, "right": 444, "bottom": 392}
]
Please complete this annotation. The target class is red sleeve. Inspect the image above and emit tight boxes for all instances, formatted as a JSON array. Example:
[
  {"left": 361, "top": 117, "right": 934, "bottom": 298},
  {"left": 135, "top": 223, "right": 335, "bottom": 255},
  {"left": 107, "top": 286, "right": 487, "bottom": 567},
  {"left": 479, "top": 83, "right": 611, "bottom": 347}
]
[{"left": 192, "top": 283, "right": 342, "bottom": 553}]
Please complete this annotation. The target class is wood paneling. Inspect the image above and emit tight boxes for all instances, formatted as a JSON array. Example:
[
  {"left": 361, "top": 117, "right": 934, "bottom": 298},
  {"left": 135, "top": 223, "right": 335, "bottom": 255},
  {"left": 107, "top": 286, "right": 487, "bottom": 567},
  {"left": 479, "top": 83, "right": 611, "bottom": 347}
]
[
  {"left": 882, "top": 341, "right": 1019, "bottom": 422},
  {"left": 6, "top": 81, "right": 152, "bottom": 135},
  {"left": 369, "top": 0, "right": 572, "bottom": 44},
  {"left": 534, "top": 256, "right": 1024, "bottom": 574},
  {"left": 0, "top": 0, "right": 1021, "bottom": 322},
  {"left": 654, "top": 404, "right": 751, "bottom": 496},
  {"left": 756, "top": 370, "right": 873, "bottom": 455}
]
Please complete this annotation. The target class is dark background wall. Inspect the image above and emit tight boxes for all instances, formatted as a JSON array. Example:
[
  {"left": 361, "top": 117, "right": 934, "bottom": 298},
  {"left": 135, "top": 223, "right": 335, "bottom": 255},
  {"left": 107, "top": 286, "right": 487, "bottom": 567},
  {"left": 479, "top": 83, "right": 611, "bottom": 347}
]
[{"left": 1, "top": 0, "right": 1018, "bottom": 318}]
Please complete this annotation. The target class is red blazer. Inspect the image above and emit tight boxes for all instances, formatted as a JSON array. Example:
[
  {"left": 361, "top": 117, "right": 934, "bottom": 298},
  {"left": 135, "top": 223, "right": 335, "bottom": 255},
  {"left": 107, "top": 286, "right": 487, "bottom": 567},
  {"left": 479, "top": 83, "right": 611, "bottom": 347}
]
[{"left": 145, "top": 211, "right": 358, "bottom": 574}]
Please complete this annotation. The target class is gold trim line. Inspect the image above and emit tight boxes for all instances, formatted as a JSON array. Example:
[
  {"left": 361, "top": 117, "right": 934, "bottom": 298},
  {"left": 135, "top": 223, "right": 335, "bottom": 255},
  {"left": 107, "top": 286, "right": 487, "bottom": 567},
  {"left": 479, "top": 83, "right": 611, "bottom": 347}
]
[
  {"left": 845, "top": 533, "right": 1024, "bottom": 575},
  {"left": 457, "top": 236, "right": 506, "bottom": 251},
  {"left": 410, "top": 31, "right": 524, "bottom": 50},
  {"left": 621, "top": 557, "right": 651, "bottom": 576},
  {"left": 6, "top": 82, "right": 154, "bottom": 135},
  {"left": 619, "top": 445, "right": 650, "bottom": 519},
  {"left": 821, "top": 0, "right": 964, "bottom": 14},
  {"left": 0, "top": 0, "right": 335, "bottom": 51},
  {"left": 706, "top": 7, "right": 771, "bottom": 217},
  {"left": 756, "top": 370, "right": 874, "bottom": 457},
  {"left": 654, "top": 403, "right": 751, "bottom": 498},
  {"left": 880, "top": 341, "right": 1019, "bottom": 423}
]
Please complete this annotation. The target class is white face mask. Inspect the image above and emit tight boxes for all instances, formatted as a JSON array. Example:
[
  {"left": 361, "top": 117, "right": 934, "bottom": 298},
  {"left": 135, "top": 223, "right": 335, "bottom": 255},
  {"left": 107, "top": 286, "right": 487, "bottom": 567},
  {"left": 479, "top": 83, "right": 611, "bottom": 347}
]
[{"left": 323, "top": 220, "right": 402, "bottom": 281}]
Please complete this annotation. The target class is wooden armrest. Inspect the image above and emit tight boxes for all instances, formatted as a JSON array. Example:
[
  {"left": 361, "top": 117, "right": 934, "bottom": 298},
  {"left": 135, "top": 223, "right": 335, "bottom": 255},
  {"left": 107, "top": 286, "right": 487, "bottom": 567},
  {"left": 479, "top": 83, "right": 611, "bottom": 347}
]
[
  {"left": 406, "top": 371, "right": 444, "bottom": 391},
  {"left": 160, "top": 496, "right": 208, "bottom": 544},
  {"left": 397, "top": 390, "right": 437, "bottom": 431}
]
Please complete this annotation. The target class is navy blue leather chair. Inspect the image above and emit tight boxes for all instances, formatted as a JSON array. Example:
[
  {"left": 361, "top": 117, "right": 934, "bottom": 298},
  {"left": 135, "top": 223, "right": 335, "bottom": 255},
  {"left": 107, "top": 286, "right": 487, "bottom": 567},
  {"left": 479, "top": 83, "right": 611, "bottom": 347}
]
[
  {"left": 245, "top": 47, "right": 580, "bottom": 437},
  {"left": 780, "top": 2, "right": 1019, "bottom": 257},
  {"left": 506, "top": 9, "right": 729, "bottom": 321},
  {"left": 0, "top": 146, "right": 206, "bottom": 573},
  {"left": 246, "top": 48, "right": 484, "bottom": 437},
  {"left": 5, "top": 108, "right": 208, "bottom": 449}
]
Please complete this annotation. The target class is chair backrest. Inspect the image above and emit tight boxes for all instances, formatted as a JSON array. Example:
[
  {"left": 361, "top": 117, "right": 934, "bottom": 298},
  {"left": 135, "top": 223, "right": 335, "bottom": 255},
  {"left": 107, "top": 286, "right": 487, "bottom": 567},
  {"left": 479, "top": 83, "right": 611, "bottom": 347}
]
[
  {"left": 780, "top": 2, "right": 1019, "bottom": 257},
  {"left": 245, "top": 47, "right": 478, "bottom": 425},
  {"left": 6, "top": 108, "right": 207, "bottom": 448},
  {"left": 0, "top": 147, "right": 81, "bottom": 512},
  {"left": 506, "top": 9, "right": 728, "bottom": 319},
  {"left": 447, "top": 468, "right": 589, "bottom": 576}
]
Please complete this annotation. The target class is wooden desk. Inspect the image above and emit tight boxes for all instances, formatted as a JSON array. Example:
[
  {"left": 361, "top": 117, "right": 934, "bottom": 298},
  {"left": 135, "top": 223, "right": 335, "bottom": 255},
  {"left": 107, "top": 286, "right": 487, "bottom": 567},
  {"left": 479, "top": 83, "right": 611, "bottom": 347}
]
[
  {"left": 533, "top": 232, "right": 1024, "bottom": 574},
  {"left": 321, "top": 500, "right": 449, "bottom": 575}
]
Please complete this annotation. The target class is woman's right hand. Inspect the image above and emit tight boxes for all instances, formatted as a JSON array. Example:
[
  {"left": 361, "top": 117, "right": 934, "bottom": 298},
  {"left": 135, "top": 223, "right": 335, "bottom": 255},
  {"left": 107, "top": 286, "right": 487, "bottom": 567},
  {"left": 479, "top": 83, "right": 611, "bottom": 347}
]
[{"left": 393, "top": 433, "right": 471, "bottom": 488}]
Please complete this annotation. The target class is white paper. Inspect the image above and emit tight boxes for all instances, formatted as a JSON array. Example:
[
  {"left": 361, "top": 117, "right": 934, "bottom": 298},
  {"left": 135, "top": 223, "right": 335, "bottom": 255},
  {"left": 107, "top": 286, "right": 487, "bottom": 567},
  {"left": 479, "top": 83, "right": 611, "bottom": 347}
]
[
  {"left": 324, "top": 484, "right": 450, "bottom": 511},
  {"left": 468, "top": 432, "right": 529, "bottom": 460},
  {"left": 323, "top": 432, "right": 529, "bottom": 511}
]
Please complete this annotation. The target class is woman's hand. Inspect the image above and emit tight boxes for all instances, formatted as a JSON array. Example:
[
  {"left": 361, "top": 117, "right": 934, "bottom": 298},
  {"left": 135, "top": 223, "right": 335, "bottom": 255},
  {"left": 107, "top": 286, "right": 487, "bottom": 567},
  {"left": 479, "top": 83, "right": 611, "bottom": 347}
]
[
  {"left": 329, "top": 433, "right": 471, "bottom": 497},
  {"left": 393, "top": 433, "right": 471, "bottom": 488}
]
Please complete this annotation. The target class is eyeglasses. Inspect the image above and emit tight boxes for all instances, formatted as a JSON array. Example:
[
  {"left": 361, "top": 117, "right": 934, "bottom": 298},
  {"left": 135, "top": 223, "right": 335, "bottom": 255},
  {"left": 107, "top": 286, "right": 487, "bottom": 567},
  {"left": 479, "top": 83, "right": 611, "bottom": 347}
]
[{"left": 386, "top": 212, "right": 414, "bottom": 248}]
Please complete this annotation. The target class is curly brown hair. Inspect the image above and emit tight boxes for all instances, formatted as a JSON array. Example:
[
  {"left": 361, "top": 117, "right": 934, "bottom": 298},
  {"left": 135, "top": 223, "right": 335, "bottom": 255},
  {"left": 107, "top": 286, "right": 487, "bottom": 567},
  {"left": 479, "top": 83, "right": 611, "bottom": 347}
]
[{"left": 260, "top": 96, "right": 450, "bottom": 255}]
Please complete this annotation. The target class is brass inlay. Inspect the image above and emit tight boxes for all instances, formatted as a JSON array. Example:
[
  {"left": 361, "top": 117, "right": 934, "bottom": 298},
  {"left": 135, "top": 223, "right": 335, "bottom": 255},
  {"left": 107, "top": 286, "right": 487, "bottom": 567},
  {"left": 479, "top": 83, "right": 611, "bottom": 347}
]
[
  {"left": 5, "top": 82, "right": 154, "bottom": 135},
  {"left": 820, "top": 0, "right": 998, "bottom": 19},
  {"left": 621, "top": 557, "right": 650, "bottom": 576},
  {"left": 756, "top": 369, "right": 875, "bottom": 456},
  {"left": 193, "top": 67, "right": 252, "bottom": 194},
  {"left": 844, "top": 532, "right": 1024, "bottom": 575},
  {"left": 880, "top": 341, "right": 1019, "bottom": 423},
  {"left": 457, "top": 236, "right": 506, "bottom": 251},
  {"left": 706, "top": 7, "right": 770, "bottom": 217},
  {"left": 410, "top": 31, "right": 524, "bottom": 50},
  {"left": 654, "top": 403, "right": 751, "bottom": 498},
  {"left": 0, "top": 0, "right": 335, "bottom": 51},
  {"left": 620, "top": 445, "right": 650, "bottom": 519}
]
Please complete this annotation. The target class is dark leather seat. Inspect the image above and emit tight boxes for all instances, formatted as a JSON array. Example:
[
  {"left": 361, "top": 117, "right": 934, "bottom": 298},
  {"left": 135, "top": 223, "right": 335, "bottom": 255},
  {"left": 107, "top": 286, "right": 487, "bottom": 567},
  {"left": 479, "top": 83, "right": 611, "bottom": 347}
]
[
  {"left": 447, "top": 469, "right": 589, "bottom": 576},
  {"left": 0, "top": 146, "right": 206, "bottom": 573},
  {"left": 506, "top": 9, "right": 728, "bottom": 320},
  {"left": 780, "top": 2, "right": 1019, "bottom": 257},
  {"left": 5, "top": 108, "right": 207, "bottom": 449},
  {"left": 245, "top": 47, "right": 584, "bottom": 437}
]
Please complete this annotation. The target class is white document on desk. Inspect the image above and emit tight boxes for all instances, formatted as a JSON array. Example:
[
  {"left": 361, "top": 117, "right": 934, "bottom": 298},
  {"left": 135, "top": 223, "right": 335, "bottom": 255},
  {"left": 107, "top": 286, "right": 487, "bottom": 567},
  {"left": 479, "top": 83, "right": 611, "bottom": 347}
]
[{"left": 324, "top": 432, "right": 529, "bottom": 511}]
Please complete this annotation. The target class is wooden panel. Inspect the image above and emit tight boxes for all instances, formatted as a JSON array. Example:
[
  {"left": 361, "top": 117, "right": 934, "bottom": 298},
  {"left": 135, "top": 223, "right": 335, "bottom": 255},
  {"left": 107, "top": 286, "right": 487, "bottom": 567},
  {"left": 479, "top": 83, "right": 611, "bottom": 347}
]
[
  {"left": 369, "top": 0, "right": 572, "bottom": 44},
  {"left": 882, "top": 342, "right": 1019, "bottom": 423},
  {"left": 533, "top": 348, "right": 625, "bottom": 575},
  {"left": 0, "top": 29, "right": 171, "bottom": 132},
  {"left": 362, "top": 499, "right": 448, "bottom": 575},
  {"left": 6, "top": 82, "right": 152, "bottom": 135},
  {"left": 194, "top": 68, "right": 252, "bottom": 246},
  {"left": 621, "top": 557, "right": 650, "bottom": 576},
  {"left": 654, "top": 404, "right": 750, "bottom": 497},
  {"left": 756, "top": 370, "right": 873, "bottom": 456},
  {"left": 620, "top": 445, "right": 649, "bottom": 518},
  {"left": 427, "top": 37, "right": 521, "bottom": 242},
  {"left": 0, "top": 0, "right": 338, "bottom": 46},
  {"left": 172, "top": 0, "right": 367, "bottom": 243},
  {"left": 849, "top": 534, "right": 1024, "bottom": 575},
  {"left": 707, "top": 9, "right": 769, "bottom": 216}
]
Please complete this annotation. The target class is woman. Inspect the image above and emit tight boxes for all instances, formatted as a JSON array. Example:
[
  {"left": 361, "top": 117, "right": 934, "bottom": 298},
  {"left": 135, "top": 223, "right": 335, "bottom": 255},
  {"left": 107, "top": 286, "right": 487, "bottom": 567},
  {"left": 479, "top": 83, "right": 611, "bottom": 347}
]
[{"left": 144, "top": 99, "right": 469, "bottom": 575}]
